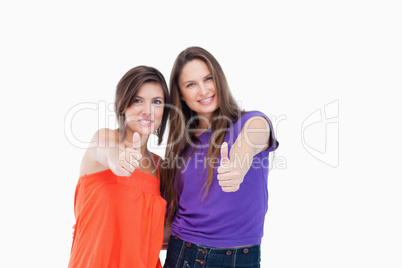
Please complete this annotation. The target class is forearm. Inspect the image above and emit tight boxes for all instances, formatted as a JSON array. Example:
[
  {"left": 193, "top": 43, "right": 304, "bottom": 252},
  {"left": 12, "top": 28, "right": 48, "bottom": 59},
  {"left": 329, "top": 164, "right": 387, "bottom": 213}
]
[
  {"left": 162, "top": 221, "right": 172, "bottom": 250},
  {"left": 229, "top": 116, "right": 271, "bottom": 180},
  {"left": 97, "top": 146, "right": 120, "bottom": 169},
  {"left": 217, "top": 116, "right": 271, "bottom": 192},
  {"left": 229, "top": 146, "right": 254, "bottom": 180},
  {"left": 91, "top": 129, "right": 121, "bottom": 169}
]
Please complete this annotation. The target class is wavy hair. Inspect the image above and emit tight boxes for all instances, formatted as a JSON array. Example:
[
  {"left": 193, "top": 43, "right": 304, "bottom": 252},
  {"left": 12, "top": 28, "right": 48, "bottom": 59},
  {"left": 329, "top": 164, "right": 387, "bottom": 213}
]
[{"left": 162, "top": 47, "right": 244, "bottom": 222}]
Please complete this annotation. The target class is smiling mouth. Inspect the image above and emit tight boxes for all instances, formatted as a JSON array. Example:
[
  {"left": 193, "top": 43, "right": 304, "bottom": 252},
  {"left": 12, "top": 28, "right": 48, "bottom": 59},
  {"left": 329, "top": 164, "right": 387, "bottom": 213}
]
[
  {"left": 138, "top": 119, "right": 153, "bottom": 125},
  {"left": 198, "top": 95, "right": 215, "bottom": 104}
]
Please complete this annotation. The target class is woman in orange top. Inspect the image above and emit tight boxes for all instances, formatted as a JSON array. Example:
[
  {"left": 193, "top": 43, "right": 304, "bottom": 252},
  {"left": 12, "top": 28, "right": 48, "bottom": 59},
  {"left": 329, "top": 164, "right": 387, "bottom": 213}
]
[{"left": 68, "top": 66, "right": 170, "bottom": 268}]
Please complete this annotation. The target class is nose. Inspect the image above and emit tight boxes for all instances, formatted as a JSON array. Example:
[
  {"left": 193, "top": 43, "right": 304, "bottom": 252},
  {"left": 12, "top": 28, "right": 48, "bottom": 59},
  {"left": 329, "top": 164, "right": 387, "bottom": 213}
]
[
  {"left": 142, "top": 101, "right": 152, "bottom": 116},
  {"left": 199, "top": 82, "right": 208, "bottom": 96}
]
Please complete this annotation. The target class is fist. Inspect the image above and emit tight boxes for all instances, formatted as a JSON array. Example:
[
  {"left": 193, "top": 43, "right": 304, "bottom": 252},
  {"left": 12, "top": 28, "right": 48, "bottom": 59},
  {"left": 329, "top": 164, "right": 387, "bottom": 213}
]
[
  {"left": 217, "top": 142, "right": 242, "bottom": 192},
  {"left": 111, "top": 132, "right": 142, "bottom": 177}
]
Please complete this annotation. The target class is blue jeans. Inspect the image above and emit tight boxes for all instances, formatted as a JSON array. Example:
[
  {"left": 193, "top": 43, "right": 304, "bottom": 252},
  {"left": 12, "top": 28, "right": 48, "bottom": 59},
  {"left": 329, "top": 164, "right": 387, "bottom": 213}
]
[{"left": 164, "top": 235, "right": 261, "bottom": 268}]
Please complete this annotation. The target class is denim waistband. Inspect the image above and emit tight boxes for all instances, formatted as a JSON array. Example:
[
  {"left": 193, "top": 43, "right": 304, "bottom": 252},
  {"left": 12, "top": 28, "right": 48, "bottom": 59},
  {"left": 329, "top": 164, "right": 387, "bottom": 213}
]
[
  {"left": 173, "top": 235, "right": 258, "bottom": 252},
  {"left": 164, "top": 235, "right": 261, "bottom": 268}
]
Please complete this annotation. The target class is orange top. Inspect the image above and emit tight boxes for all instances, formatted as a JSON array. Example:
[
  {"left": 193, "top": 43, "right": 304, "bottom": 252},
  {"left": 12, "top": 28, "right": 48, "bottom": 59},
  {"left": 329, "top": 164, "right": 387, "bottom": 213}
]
[{"left": 68, "top": 154, "right": 166, "bottom": 268}]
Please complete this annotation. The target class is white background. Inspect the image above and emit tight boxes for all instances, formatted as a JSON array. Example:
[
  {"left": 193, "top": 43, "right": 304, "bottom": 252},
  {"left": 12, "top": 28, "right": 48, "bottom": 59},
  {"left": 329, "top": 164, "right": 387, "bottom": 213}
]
[{"left": 1, "top": 1, "right": 401, "bottom": 267}]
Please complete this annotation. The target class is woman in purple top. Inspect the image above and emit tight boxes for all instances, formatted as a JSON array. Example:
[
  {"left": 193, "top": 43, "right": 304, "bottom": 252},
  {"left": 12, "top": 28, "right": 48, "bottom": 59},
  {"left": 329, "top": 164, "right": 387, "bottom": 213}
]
[{"left": 162, "top": 46, "right": 279, "bottom": 268}]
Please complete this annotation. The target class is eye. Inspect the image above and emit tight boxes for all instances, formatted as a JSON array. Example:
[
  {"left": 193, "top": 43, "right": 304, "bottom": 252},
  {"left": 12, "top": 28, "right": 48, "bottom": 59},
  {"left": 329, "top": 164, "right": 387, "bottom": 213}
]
[
  {"left": 186, "top": 83, "right": 195, "bottom": 88},
  {"left": 132, "top": 98, "right": 142, "bottom": 104},
  {"left": 153, "top": 100, "right": 163, "bottom": 105},
  {"left": 205, "top": 76, "right": 213, "bottom": 82}
]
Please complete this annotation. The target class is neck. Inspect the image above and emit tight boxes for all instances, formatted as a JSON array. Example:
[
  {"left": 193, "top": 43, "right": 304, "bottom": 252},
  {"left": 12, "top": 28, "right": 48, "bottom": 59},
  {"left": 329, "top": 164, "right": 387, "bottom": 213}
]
[
  {"left": 195, "top": 118, "right": 211, "bottom": 137},
  {"left": 196, "top": 113, "right": 212, "bottom": 130}
]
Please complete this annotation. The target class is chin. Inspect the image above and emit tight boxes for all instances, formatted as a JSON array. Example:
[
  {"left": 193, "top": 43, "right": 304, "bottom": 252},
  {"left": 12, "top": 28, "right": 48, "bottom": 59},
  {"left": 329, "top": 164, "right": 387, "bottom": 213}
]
[
  {"left": 128, "top": 123, "right": 156, "bottom": 135},
  {"left": 136, "top": 129, "right": 154, "bottom": 136},
  {"left": 200, "top": 106, "right": 219, "bottom": 114}
]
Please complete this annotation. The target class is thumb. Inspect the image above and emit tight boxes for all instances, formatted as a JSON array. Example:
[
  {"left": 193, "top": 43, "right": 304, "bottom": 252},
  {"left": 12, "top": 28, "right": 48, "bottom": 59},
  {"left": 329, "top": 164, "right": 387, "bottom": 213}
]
[
  {"left": 220, "top": 142, "right": 230, "bottom": 166},
  {"left": 132, "top": 132, "right": 141, "bottom": 151}
]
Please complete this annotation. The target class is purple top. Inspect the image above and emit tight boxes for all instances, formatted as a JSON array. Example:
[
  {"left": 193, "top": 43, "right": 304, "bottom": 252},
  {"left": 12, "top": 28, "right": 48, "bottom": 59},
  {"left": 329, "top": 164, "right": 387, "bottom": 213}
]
[{"left": 171, "top": 111, "right": 279, "bottom": 247}]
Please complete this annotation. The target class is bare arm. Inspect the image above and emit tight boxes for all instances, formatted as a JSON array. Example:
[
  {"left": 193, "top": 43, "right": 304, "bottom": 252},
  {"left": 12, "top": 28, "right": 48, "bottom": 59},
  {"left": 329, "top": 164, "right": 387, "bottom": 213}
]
[
  {"left": 217, "top": 116, "right": 271, "bottom": 192},
  {"left": 161, "top": 220, "right": 172, "bottom": 250},
  {"left": 79, "top": 128, "right": 140, "bottom": 177}
]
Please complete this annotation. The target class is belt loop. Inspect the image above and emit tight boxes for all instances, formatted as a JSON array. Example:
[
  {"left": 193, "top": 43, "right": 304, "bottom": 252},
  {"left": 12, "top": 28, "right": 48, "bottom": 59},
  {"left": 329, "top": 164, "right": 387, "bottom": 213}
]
[
  {"left": 174, "top": 236, "right": 186, "bottom": 268},
  {"left": 232, "top": 248, "right": 237, "bottom": 268}
]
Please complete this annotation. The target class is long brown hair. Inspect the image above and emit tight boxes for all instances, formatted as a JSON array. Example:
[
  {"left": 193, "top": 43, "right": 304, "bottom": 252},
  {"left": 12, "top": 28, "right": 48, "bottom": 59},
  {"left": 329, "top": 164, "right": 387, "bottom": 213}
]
[
  {"left": 163, "top": 47, "right": 244, "bottom": 222},
  {"left": 114, "top": 65, "right": 169, "bottom": 145}
]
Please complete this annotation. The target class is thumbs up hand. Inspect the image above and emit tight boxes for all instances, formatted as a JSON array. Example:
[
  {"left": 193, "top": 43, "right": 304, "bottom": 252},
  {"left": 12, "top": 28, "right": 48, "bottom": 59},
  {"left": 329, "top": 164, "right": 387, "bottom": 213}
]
[
  {"left": 217, "top": 142, "right": 242, "bottom": 192},
  {"left": 112, "top": 132, "right": 142, "bottom": 177}
]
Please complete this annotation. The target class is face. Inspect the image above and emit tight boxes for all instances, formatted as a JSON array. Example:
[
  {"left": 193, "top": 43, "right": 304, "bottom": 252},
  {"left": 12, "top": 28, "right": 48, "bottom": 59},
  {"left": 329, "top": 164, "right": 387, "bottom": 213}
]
[
  {"left": 124, "top": 82, "right": 164, "bottom": 139},
  {"left": 179, "top": 59, "right": 219, "bottom": 121}
]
